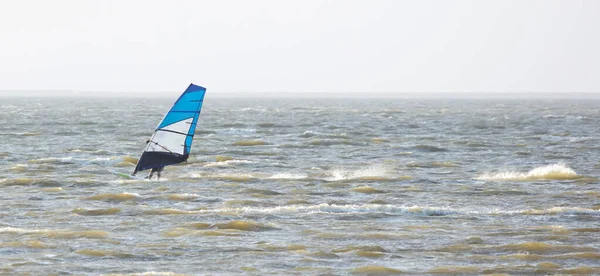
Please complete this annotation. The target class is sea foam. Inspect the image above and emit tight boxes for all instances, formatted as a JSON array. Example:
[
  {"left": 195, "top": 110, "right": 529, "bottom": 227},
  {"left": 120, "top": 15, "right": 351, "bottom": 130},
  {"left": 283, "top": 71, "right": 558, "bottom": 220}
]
[
  {"left": 323, "top": 164, "right": 396, "bottom": 181},
  {"left": 476, "top": 163, "right": 580, "bottom": 181}
]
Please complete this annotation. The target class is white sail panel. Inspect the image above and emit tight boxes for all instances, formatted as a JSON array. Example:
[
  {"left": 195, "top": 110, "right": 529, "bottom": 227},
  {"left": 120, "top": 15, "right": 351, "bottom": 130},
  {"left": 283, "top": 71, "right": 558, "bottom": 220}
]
[
  {"left": 162, "top": 117, "right": 193, "bottom": 134},
  {"left": 145, "top": 118, "right": 193, "bottom": 155}
]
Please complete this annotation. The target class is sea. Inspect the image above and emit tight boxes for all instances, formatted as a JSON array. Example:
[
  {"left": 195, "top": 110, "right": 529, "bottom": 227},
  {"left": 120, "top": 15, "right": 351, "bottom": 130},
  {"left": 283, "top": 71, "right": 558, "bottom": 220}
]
[{"left": 0, "top": 95, "right": 599, "bottom": 275}]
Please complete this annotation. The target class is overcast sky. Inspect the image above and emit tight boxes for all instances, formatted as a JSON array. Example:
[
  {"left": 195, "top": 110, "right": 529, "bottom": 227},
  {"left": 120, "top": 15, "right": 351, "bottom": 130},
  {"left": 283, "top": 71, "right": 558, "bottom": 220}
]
[{"left": 1, "top": 0, "right": 599, "bottom": 95}]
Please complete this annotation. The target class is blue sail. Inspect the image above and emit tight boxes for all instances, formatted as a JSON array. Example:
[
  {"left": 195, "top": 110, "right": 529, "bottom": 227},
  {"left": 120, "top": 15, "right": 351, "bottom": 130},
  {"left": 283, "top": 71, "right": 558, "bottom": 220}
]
[{"left": 133, "top": 83, "right": 206, "bottom": 173}]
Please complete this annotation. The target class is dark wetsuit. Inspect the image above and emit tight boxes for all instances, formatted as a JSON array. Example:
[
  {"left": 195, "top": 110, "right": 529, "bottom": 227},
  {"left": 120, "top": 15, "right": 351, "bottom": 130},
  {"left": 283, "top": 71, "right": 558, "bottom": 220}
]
[{"left": 146, "top": 166, "right": 164, "bottom": 180}]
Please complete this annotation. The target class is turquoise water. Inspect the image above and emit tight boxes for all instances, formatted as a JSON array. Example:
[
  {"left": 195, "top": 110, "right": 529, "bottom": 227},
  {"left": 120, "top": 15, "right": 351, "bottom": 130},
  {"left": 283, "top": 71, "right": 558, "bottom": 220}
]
[{"left": 0, "top": 96, "right": 599, "bottom": 275}]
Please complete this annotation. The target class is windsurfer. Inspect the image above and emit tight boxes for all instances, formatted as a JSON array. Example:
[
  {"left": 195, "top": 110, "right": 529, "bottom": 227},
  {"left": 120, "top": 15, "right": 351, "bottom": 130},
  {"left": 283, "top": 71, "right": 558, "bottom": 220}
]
[{"left": 128, "top": 84, "right": 206, "bottom": 181}]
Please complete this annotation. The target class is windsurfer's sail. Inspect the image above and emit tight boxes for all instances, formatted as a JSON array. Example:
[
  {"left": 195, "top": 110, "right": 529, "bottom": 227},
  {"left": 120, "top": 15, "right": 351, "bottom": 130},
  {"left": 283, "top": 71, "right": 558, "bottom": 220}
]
[{"left": 133, "top": 83, "right": 206, "bottom": 174}]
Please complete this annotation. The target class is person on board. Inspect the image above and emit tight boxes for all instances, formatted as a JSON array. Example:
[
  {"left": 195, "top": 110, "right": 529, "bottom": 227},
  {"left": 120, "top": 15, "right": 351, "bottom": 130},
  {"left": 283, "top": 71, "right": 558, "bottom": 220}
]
[
  {"left": 131, "top": 139, "right": 164, "bottom": 180},
  {"left": 131, "top": 165, "right": 164, "bottom": 180},
  {"left": 146, "top": 166, "right": 164, "bottom": 180}
]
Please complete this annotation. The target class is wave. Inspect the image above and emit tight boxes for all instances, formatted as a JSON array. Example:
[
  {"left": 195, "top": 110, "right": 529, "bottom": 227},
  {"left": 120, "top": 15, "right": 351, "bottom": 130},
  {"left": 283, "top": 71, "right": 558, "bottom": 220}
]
[
  {"left": 163, "top": 221, "right": 276, "bottom": 237},
  {"left": 224, "top": 199, "right": 276, "bottom": 207},
  {"left": 86, "top": 157, "right": 135, "bottom": 166},
  {"left": 320, "top": 165, "right": 402, "bottom": 182},
  {"left": 268, "top": 173, "right": 308, "bottom": 180},
  {"left": 53, "top": 131, "right": 81, "bottom": 136},
  {"left": 8, "top": 164, "right": 28, "bottom": 172},
  {"left": 427, "top": 266, "right": 479, "bottom": 274},
  {"left": 165, "top": 193, "right": 201, "bottom": 201},
  {"left": 0, "top": 227, "right": 109, "bottom": 239},
  {"left": 426, "top": 264, "right": 599, "bottom": 275},
  {"left": 308, "top": 139, "right": 365, "bottom": 146},
  {"left": 215, "top": 155, "right": 234, "bottom": 162},
  {"left": 189, "top": 173, "right": 256, "bottom": 182},
  {"left": 239, "top": 188, "right": 282, "bottom": 196},
  {"left": 411, "top": 145, "right": 448, "bottom": 152},
  {"left": 299, "top": 130, "right": 320, "bottom": 138},
  {"left": 73, "top": 207, "right": 121, "bottom": 216},
  {"left": 212, "top": 220, "right": 277, "bottom": 231},
  {"left": 41, "top": 187, "right": 63, "bottom": 193},
  {"left": 218, "top": 204, "right": 457, "bottom": 216},
  {"left": 68, "top": 148, "right": 111, "bottom": 155},
  {"left": 168, "top": 203, "right": 600, "bottom": 218},
  {"left": 28, "top": 200, "right": 600, "bottom": 219},
  {"left": 351, "top": 266, "right": 403, "bottom": 275},
  {"left": 542, "top": 114, "right": 589, "bottom": 120},
  {"left": 487, "top": 207, "right": 600, "bottom": 216},
  {"left": 407, "top": 161, "right": 458, "bottom": 168},
  {"left": 476, "top": 163, "right": 581, "bottom": 181},
  {"left": 195, "top": 129, "right": 217, "bottom": 135},
  {"left": 370, "top": 137, "right": 390, "bottom": 143},
  {"left": 440, "top": 240, "right": 596, "bottom": 255},
  {"left": 0, "top": 240, "right": 50, "bottom": 249},
  {"left": 219, "top": 128, "right": 256, "bottom": 135},
  {"left": 521, "top": 207, "right": 599, "bottom": 215},
  {"left": 203, "top": 159, "right": 255, "bottom": 168},
  {"left": 355, "top": 250, "right": 387, "bottom": 258},
  {"left": 28, "top": 156, "right": 77, "bottom": 164},
  {"left": 120, "top": 156, "right": 139, "bottom": 164},
  {"left": 257, "top": 123, "right": 291, "bottom": 128},
  {"left": 188, "top": 167, "right": 408, "bottom": 183},
  {"left": 0, "top": 178, "right": 61, "bottom": 187},
  {"left": 76, "top": 249, "right": 136, "bottom": 259},
  {"left": 257, "top": 243, "right": 307, "bottom": 252},
  {"left": 543, "top": 114, "right": 566, "bottom": 119},
  {"left": 189, "top": 164, "right": 404, "bottom": 182},
  {"left": 0, "top": 132, "right": 41, "bottom": 137},
  {"left": 222, "top": 150, "right": 278, "bottom": 156},
  {"left": 231, "top": 140, "right": 270, "bottom": 146},
  {"left": 496, "top": 241, "right": 596, "bottom": 254},
  {"left": 351, "top": 186, "right": 387, "bottom": 194},
  {"left": 27, "top": 155, "right": 137, "bottom": 166},
  {"left": 86, "top": 193, "right": 141, "bottom": 202},
  {"left": 144, "top": 208, "right": 199, "bottom": 215}
]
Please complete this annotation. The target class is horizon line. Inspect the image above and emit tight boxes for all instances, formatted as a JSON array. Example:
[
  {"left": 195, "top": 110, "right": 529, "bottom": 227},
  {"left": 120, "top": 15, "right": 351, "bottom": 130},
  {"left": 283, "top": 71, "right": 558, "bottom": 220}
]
[{"left": 1, "top": 90, "right": 599, "bottom": 99}]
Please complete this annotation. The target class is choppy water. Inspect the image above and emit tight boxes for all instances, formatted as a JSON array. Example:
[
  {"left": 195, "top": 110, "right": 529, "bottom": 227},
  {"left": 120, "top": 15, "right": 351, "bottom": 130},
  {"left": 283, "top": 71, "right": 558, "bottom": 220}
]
[{"left": 1, "top": 96, "right": 599, "bottom": 275}]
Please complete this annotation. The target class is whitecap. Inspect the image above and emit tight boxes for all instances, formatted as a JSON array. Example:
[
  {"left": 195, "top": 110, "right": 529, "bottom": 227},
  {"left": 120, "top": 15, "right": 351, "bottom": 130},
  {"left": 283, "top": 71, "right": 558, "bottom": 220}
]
[
  {"left": 268, "top": 173, "right": 308, "bottom": 180},
  {"left": 321, "top": 164, "right": 396, "bottom": 181},
  {"left": 476, "top": 163, "right": 580, "bottom": 181}
]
